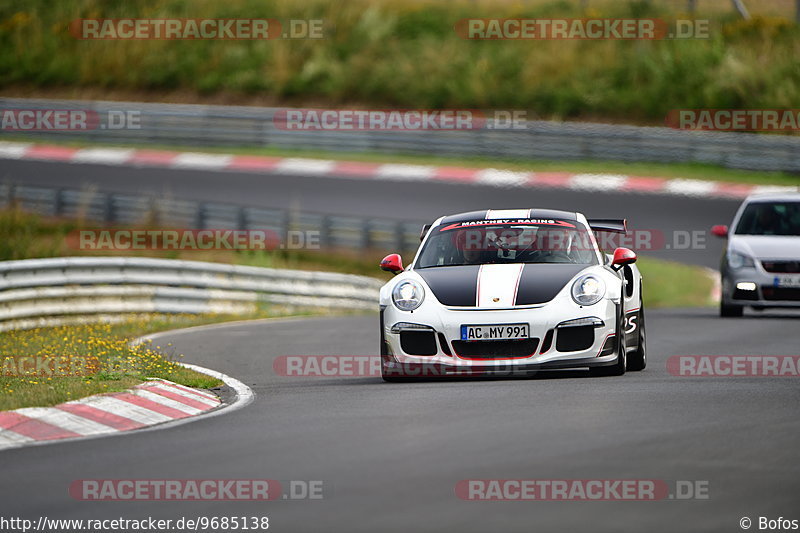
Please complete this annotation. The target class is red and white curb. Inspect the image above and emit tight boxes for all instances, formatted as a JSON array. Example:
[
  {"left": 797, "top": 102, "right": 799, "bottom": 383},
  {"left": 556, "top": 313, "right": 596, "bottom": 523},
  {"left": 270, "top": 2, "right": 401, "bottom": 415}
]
[
  {"left": 1, "top": 141, "right": 795, "bottom": 200},
  {"left": 0, "top": 363, "right": 253, "bottom": 451}
]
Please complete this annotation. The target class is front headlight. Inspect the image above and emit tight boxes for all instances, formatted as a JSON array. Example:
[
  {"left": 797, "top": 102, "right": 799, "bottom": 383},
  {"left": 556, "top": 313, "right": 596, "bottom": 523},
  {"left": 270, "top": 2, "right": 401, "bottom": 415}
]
[
  {"left": 392, "top": 280, "right": 425, "bottom": 311},
  {"left": 728, "top": 251, "right": 755, "bottom": 269},
  {"left": 571, "top": 275, "right": 606, "bottom": 306}
]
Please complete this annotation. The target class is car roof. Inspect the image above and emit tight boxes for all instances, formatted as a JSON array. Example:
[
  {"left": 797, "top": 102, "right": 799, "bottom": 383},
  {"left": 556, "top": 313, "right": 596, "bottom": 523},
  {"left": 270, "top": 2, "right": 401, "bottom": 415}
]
[
  {"left": 744, "top": 190, "right": 800, "bottom": 203},
  {"left": 438, "top": 208, "right": 578, "bottom": 226}
]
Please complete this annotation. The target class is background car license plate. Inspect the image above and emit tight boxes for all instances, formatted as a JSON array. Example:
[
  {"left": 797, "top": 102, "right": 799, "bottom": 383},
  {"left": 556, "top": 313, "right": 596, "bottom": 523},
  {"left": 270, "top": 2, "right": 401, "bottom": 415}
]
[
  {"left": 774, "top": 275, "right": 800, "bottom": 288},
  {"left": 461, "top": 323, "right": 529, "bottom": 341}
]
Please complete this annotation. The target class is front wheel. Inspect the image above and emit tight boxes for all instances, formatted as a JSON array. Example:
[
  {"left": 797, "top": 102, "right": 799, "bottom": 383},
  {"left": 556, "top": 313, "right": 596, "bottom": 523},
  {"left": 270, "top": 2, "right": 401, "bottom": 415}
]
[{"left": 720, "top": 302, "right": 744, "bottom": 317}]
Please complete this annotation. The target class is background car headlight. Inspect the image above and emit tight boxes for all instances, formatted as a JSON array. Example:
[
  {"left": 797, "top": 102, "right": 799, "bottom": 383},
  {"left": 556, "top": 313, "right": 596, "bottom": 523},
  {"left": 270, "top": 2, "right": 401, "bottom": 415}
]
[
  {"left": 727, "top": 251, "right": 755, "bottom": 269},
  {"left": 571, "top": 275, "right": 605, "bottom": 306},
  {"left": 392, "top": 280, "right": 425, "bottom": 311}
]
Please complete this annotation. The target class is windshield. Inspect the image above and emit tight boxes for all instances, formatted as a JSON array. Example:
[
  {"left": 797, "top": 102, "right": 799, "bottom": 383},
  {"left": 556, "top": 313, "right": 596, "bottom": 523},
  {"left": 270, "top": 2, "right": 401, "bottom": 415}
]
[
  {"left": 734, "top": 202, "right": 800, "bottom": 236},
  {"left": 416, "top": 221, "right": 599, "bottom": 268}
]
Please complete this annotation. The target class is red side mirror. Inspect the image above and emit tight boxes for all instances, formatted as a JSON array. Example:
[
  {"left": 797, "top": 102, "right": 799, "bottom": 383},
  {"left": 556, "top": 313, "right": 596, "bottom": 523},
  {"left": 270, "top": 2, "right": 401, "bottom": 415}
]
[
  {"left": 611, "top": 247, "right": 637, "bottom": 269},
  {"left": 711, "top": 225, "right": 729, "bottom": 238},
  {"left": 380, "top": 254, "right": 403, "bottom": 274}
]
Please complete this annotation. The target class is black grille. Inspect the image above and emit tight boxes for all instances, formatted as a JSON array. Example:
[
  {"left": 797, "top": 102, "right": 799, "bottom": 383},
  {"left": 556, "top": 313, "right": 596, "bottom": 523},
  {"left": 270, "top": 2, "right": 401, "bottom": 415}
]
[
  {"left": 437, "top": 332, "right": 452, "bottom": 356},
  {"left": 761, "top": 286, "right": 800, "bottom": 301},
  {"left": 452, "top": 339, "right": 539, "bottom": 358},
  {"left": 400, "top": 330, "right": 438, "bottom": 356},
  {"left": 539, "top": 329, "right": 554, "bottom": 354},
  {"left": 555, "top": 325, "right": 595, "bottom": 352},
  {"left": 761, "top": 261, "right": 800, "bottom": 274}
]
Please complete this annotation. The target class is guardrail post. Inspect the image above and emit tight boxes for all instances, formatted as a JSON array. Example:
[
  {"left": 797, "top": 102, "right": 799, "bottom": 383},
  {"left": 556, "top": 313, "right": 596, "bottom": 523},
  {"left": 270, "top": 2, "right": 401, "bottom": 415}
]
[
  {"left": 103, "top": 193, "right": 114, "bottom": 224},
  {"left": 195, "top": 203, "right": 206, "bottom": 229},
  {"left": 394, "top": 221, "right": 404, "bottom": 252},
  {"left": 361, "top": 220, "right": 371, "bottom": 250},
  {"left": 281, "top": 211, "right": 291, "bottom": 245},
  {"left": 4, "top": 183, "right": 15, "bottom": 208},
  {"left": 320, "top": 215, "right": 331, "bottom": 248},
  {"left": 54, "top": 189, "right": 64, "bottom": 217}
]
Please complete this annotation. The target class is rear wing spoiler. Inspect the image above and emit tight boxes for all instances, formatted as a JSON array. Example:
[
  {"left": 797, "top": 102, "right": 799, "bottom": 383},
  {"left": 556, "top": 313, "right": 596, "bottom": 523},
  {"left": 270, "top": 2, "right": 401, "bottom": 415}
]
[
  {"left": 420, "top": 224, "right": 432, "bottom": 241},
  {"left": 587, "top": 219, "right": 628, "bottom": 234}
]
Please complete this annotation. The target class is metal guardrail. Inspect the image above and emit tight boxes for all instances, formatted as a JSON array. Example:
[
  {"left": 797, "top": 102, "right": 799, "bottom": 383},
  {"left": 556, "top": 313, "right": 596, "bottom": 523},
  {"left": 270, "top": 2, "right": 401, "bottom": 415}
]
[
  {"left": 0, "top": 257, "right": 384, "bottom": 331},
  {"left": 2, "top": 97, "right": 799, "bottom": 173},
  {"left": 0, "top": 183, "right": 426, "bottom": 254}
]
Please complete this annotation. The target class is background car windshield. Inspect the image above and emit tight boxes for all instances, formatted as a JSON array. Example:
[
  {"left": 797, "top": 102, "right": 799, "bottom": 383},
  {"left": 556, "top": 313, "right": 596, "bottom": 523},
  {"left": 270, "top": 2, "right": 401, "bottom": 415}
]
[
  {"left": 734, "top": 202, "right": 800, "bottom": 236},
  {"left": 416, "top": 223, "right": 598, "bottom": 268}
]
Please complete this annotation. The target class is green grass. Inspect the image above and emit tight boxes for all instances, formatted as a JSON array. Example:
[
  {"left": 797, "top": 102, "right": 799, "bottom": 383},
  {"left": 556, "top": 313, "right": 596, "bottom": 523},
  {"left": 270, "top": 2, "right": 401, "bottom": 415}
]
[
  {"left": 0, "top": 307, "right": 352, "bottom": 411},
  {"left": 637, "top": 256, "right": 715, "bottom": 308},
  {"left": 0, "top": 319, "right": 222, "bottom": 411},
  {"left": 1, "top": 0, "right": 800, "bottom": 126}
]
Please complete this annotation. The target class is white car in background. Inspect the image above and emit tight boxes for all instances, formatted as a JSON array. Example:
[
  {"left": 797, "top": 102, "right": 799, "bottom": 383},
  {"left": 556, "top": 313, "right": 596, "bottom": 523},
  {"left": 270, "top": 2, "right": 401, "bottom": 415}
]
[
  {"left": 712, "top": 192, "right": 800, "bottom": 317},
  {"left": 378, "top": 208, "right": 646, "bottom": 381}
]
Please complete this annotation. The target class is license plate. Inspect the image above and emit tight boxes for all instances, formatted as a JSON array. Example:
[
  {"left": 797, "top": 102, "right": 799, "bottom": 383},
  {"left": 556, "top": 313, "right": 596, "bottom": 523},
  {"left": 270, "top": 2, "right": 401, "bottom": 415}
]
[
  {"left": 461, "top": 323, "right": 529, "bottom": 341},
  {"left": 774, "top": 275, "right": 800, "bottom": 288}
]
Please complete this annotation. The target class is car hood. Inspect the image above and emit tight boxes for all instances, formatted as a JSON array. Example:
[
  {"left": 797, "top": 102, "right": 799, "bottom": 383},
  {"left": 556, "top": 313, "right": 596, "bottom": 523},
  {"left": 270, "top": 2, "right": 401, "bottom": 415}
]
[
  {"left": 731, "top": 235, "right": 800, "bottom": 260},
  {"left": 415, "top": 263, "right": 589, "bottom": 307}
]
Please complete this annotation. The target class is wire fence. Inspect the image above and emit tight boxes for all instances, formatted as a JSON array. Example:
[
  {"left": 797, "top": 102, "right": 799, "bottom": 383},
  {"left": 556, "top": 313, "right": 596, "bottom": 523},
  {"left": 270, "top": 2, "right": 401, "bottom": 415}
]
[{"left": 0, "top": 183, "right": 427, "bottom": 254}]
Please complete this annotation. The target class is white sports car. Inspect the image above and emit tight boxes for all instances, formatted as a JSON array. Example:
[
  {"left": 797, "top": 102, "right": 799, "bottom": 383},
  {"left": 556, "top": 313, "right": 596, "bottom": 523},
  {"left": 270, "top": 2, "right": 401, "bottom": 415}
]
[{"left": 378, "top": 208, "right": 646, "bottom": 380}]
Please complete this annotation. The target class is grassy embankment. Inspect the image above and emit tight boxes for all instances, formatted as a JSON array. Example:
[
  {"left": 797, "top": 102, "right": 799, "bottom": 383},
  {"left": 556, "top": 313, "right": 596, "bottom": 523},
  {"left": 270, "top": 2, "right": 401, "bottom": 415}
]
[{"left": 1, "top": 0, "right": 798, "bottom": 127}]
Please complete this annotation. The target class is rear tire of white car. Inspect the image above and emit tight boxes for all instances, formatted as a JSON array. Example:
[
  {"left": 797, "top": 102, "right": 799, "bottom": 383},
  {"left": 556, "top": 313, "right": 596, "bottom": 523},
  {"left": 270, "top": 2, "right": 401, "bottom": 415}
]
[
  {"left": 720, "top": 302, "right": 744, "bottom": 317},
  {"left": 627, "top": 307, "right": 646, "bottom": 372}
]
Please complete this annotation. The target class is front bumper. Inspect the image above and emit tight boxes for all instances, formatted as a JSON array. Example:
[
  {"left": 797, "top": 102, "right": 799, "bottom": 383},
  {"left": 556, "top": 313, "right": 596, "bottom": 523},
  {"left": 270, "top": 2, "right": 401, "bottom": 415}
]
[
  {"left": 381, "top": 299, "right": 619, "bottom": 373},
  {"left": 722, "top": 264, "right": 800, "bottom": 308}
]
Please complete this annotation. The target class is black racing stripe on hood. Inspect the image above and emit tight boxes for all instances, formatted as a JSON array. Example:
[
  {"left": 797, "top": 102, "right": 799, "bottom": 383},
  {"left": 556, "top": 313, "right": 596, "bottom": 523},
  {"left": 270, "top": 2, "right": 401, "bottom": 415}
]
[
  {"left": 416, "top": 266, "right": 479, "bottom": 307},
  {"left": 515, "top": 264, "right": 588, "bottom": 305}
]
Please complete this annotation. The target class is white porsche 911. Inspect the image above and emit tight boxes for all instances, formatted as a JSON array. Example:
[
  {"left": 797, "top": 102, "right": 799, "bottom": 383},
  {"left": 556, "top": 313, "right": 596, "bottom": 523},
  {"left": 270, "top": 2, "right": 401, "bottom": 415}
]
[{"left": 378, "top": 208, "right": 646, "bottom": 380}]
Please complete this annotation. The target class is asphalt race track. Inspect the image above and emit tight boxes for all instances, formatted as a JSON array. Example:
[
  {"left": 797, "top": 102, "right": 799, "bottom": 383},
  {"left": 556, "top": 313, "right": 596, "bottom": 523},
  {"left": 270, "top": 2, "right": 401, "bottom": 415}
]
[
  {"left": 2, "top": 158, "right": 798, "bottom": 532},
  {"left": 3, "top": 310, "right": 800, "bottom": 532},
  {"left": 0, "top": 158, "right": 738, "bottom": 267}
]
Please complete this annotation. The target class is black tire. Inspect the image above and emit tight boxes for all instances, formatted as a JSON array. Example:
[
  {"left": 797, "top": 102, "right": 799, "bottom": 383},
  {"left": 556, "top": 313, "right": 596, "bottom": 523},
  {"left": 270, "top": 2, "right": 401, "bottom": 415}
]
[
  {"left": 627, "top": 307, "right": 647, "bottom": 372},
  {"left": 720, "top": 302, "right": 744, "bottom": 317},
  {"left": 382, "top": 375, "right": 411, "bottom": 383},
  {"left": 590, "top": 306, "right": 626, "bottom": 377}
]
